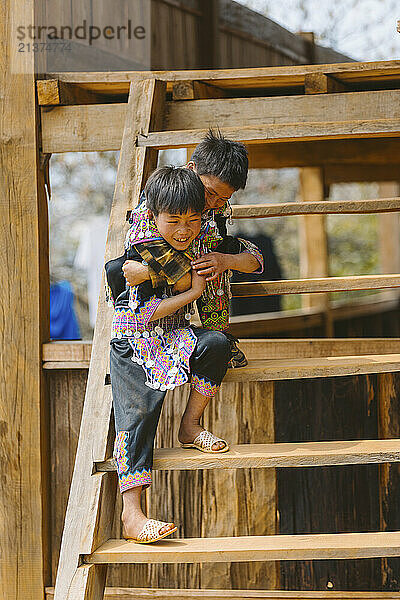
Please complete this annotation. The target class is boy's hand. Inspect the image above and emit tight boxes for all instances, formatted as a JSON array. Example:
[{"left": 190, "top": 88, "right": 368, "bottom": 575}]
[
  {"left": 191, "top": 252, "right": 230, "bottom": 281},
  {"left": 172, "top": 271, "right": 192, "bottom": 293},
  {"left": 122, "top": 260, "right": 149, "bottom": 286},
  {"left": 190, "top": 268, "right": 207, "bottom": 297}
]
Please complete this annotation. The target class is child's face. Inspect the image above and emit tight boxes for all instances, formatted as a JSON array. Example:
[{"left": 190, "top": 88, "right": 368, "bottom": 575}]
[
  {"left": 186, "top": 163, "right": 235, "bottom": 211},
  {"left": 200, "top": 174, "right": 235, "bottom": 211},
  {"left": 152, "top": 210, "right": 202, "bottom": 250}
]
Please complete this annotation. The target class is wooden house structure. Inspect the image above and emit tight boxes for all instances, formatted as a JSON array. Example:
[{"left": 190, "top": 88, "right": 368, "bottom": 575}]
[{"left": 3, "top": 0, "right": 400, "bottom": 599}]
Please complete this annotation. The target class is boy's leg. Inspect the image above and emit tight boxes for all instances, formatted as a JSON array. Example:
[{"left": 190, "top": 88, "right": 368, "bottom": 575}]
[
  {"left": 178, "top": 328, "right": 232, "bottom": 450},
  {"left": 109, "top": 338, "right": 175, "bottom": 538}
]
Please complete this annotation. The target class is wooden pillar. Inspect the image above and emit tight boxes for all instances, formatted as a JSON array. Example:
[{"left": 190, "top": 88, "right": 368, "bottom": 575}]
[
  {"left": 298, "top": 167, "right": 333, "bottom": 336},
  {"left": 0, "top": 0, "right": 51, "bottom": 598},
  {"left": 378, "top": 182, "right": 400, "bottom": 299}
]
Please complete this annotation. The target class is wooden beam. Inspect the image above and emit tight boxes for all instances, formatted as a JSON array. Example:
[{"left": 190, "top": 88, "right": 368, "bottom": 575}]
[
  {"left": 304, "top": 73, "right": 347, "bottom": 94},
  {"left": 165, "top": 89, "right": 400, "bottom": 131},
  {"left": 378, "top": 183, "right": 400, "bottom": 302},
  {"left": 230, "top": 198, "right": 400, "bottom": 218},
  {"left": 84, "top": 530, "right": 400, "bottom": 563},
  {"left": 298, "top": 167, "right": 331, "bottom": 333},
  {"left": 232, "top": 275, "right": 400, "bottom": 297},
  {"left": 0, "top": 0, "right": 51, "bottom": 597},
  {"left": 37, "top": 59, "right": 400, "bottom": 98},
  {"left": 137, "top": 120, "right": 400, "bottom": 150},
  {"left": 41, "top": 338, "right": 400, "bottom": 363},
  {"left": 95, "top": 438, "right": 400, "bottom": 472},
  {"left": 40, "top": 97, "right": 400, "bottom": 155}
]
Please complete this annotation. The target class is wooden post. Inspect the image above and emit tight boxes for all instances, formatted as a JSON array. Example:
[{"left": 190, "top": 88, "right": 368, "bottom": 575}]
[
  {"left": 298, "top": 167, "right": 333, "bottom": 336},
  {"left": 0, "top": 0, "right": 51, "bottom": 598},
  {"left": 378, "top": 182, "right": 400, "bottom": 300}
]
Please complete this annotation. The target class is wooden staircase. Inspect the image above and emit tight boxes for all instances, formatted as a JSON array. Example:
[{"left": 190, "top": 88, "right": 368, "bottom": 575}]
[{"left": 46, "top": 62, "right": 400, "bottom": 599}]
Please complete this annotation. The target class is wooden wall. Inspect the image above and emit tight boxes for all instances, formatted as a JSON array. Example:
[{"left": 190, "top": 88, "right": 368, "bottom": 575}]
[
  {"left": 47, "top": 310, "right": 400, "bottom": 592},
  {"left": 42, "top": 0, "right": 351, "bottom": 73}
]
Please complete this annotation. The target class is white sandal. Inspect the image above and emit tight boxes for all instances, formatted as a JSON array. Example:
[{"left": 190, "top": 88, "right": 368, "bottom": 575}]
[
  {"left": 181, "top": 429, "right": 230, "bottom": 453},
  {"left": 124, "top": 519, "right": 177, "bottom": 544}
]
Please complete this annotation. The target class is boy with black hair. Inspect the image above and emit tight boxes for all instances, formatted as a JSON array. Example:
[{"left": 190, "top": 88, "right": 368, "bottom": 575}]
[
  {"left": 107, "top": 166, "right": 233, "bottom": 544},
  {"left": 119, "top": 129, "right": 264, "bottom": 365}
]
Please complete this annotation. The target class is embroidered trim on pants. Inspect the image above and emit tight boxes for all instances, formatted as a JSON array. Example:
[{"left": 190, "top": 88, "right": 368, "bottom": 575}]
[
  {"left": 191, "top": 373, "right": 218, "bottom": 397},
  {"left": 113, "top": 430, "right": 152, "bottom": 491}
]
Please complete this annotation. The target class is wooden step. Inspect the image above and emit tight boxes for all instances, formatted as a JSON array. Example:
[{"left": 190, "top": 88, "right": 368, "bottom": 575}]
[
  {"left": 225, "top": 354, "right": 400, "bottom": 381},
  {"left": 95, "top": 439, "right": 400, "bottom": 473},
  {"left": 83, "top": 530, "right": 400, "bottom": 564},
  {"left": 45, "top": 587, "right": 400, "bottom": 599}
]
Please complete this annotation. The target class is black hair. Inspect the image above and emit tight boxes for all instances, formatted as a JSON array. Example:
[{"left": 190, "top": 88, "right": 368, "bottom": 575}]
[
  {"left": 144, "top": 165, "right": 205, "bottom": 216},
  {"left": 190, "top": 128, "right": 248, "bottom": 190}
]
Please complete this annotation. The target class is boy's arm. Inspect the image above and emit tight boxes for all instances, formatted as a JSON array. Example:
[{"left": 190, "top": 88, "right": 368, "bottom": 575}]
[
  {"left": 147, "top": 270, "right": 205, "bottom": 322},
  {"left": 191, "top": 237, "right": 264, "bottom": 281}
]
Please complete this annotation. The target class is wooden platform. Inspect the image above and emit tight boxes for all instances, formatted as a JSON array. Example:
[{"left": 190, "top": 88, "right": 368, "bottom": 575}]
[{"left": 83, "top": 531, "right": 400, "bottom": 564}]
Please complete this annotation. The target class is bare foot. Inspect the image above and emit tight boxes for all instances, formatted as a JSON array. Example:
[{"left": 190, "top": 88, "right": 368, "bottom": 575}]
[
  {"left": 178, "top": 420, "right": 227, "bottom": 451},
  {"left": 122, "top": 509, "right": 176, "bottom": 540}
]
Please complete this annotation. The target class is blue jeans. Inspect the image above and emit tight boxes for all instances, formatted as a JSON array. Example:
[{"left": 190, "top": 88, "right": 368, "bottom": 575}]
[{"left": 109, "top": 327, "right": 231, "bottom": 493}]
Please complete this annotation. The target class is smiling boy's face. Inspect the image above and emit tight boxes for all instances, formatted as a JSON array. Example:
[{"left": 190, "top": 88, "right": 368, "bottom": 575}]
[{"left": 151, "top": 209, "right": 202, "bottom": 250}]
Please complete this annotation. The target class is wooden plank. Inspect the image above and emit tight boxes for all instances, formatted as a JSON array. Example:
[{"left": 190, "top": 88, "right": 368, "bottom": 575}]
[
  {"left": 64, "top": 354, "right": 400, "bottom": 383},
  {"left": 231, "top": 198, "right": 400, "bottom": 218},
  {"left": 45, "top": 587, "right": 400, "bottom": 599},
  {"left": 42, "top": 338, "right": 400, "bottom": 362},
  {"left": 40, "top": 105, "right": 400, "bottom": 157},
  {"left": 0, "top": 0, "right": 51, "bottom": 597},
  {"left": 95, "top": 439, "right": 400, "bottom": 472},
  {"left": 53, "top": 79, "right": 165, "bottom": 600},
  {"left": 138, "top": 119, "right": 400, "bottom": 150},
  {"left": 39, "top": 59, "right": 400, "bottom": 95},
  {"left": 224, "top": 355, "right": 400, "bottom": 382},
  {"left": 165, "top": 90, "right": 400, "bottom": 131},
  {"left": 231, "top": 275, "right": 400, "bottom": 297},
  {"left": 83, "top": 530, "right": 400, "bottom": 563}
]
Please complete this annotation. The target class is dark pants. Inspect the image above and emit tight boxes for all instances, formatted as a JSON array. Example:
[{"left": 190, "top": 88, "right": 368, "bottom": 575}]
[{"left": 109, "top": 327, "right": 231, "bottom": 493}]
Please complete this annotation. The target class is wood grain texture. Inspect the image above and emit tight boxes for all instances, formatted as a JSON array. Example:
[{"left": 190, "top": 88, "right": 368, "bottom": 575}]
[
  {"left": 231, "top": 198, "right": 400, "bottom": 218},
  {"left": 45, "top": 586, "right": 400, "bottom": 599},
  {"left": 96, "top": 438, "right": 400, "bottom": 472},
  {"left": 378, "top": 373, "right": 400, "bottom": 589},
  {"left": 0, "top": 0, "right": 51, "bottom": 597},
  {"left": 42, "top": 337, "right": 400, "bottom": 362},
  {"left": 231, "top": 275, "right": 400, "bottom": 297},
  {"left": 275, "top": 374, "right": 381, "bottom": 589},
  {"left": 84, "top": 530, "right": 400, "bottom": 564},
  {"left": 41, "top": 59, "right": 400, "bottom": 92}
]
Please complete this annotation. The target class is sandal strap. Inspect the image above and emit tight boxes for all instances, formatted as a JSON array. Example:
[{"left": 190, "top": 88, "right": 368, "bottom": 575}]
[
  {"left": 136, "top": 519, "right": 174, "bottom": 542},
  {"left": 192, "top": 429, "right": 227, "bottom": 451}
]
